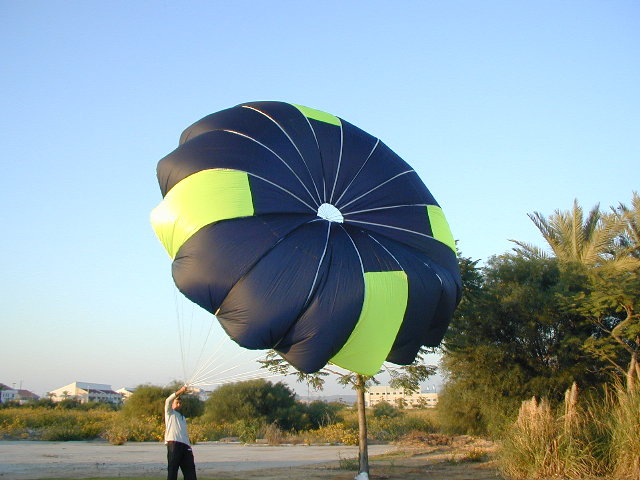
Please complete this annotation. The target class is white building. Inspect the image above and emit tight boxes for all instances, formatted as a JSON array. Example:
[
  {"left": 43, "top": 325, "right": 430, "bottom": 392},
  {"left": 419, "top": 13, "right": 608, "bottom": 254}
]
[
  {"left": 0, "top": 383, "right": 39, "bottom": 404},
  {"left": 0, "top": 387, "right": 18, "bottom": 403},
  {"left": 49, "top": 382, "right": 122, "bottom": 405},
  {"left": 365, "top": 385, "right": 438, "bottom": 409},
  {"left": 115, "top": 387, "right": 136, "bottom": 401}
]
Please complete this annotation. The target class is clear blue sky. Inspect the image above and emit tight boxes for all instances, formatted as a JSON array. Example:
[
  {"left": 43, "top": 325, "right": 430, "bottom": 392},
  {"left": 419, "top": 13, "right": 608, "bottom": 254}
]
[{"left": 1, "top": 1, "right": 638, "bottom": 397}]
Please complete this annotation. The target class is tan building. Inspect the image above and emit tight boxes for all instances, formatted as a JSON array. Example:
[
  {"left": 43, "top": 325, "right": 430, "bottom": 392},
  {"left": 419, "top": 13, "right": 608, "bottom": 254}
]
[
  {"left": 49, "top": 382, "right": 122, "bottom": 405},
  {"left": 365, "top": 385, "right": 438, "bottom": 409}
]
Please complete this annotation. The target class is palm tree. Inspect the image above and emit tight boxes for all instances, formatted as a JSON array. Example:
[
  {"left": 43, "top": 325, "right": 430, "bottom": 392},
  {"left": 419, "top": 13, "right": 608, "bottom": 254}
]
[
  {"left": 513, "top": 196, "right": 639, "bottom": 389},
  {"left": 510, "top": 199, "right": 628, "bottom": 269},
  {"left": 611, "top": 191, "right": 640, "bottom": 260}
]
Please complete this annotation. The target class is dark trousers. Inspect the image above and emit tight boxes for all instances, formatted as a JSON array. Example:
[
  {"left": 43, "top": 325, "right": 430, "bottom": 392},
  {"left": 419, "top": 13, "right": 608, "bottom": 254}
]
[{"left": 167, "top": 441, "right": 197, "bottom": 480}]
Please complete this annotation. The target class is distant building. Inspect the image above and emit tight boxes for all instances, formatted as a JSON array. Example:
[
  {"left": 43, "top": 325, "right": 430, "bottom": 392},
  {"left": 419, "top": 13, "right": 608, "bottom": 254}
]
[
  {"left": 115, "top": 387, "right": 136, "bottom": 401},
  {"left": 0, "top": 383, "right": 17, "bottom": 403},
  {"left": 365, "top": 385, "right": 438, "bottom": 409},
  {"left": 189, "top": 387, "right": 211, "bottom": 402},
  {"left": 49, "top": 382, "right": 122, "bottom": 405},
  {"left": 0, "top": 383, "right": 39, "bottom": 404},
  {"left": 296, "top": 394, "right": 357, "bottom": 406}
]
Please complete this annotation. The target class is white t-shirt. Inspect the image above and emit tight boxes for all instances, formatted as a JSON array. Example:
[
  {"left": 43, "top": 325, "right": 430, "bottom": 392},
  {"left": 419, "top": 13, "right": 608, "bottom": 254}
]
[{"left": 164, "top": 393, "right": 191, "bottom": 445}]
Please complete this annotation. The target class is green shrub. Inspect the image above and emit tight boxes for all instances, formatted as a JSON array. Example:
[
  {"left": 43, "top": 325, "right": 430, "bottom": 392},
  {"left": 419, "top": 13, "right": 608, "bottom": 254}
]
[
  {"left": 236, "top": 418, "right": 264, "bottom": 443},
  {"left": 372, "top": 401, "right": 402, "bottom": 419}
]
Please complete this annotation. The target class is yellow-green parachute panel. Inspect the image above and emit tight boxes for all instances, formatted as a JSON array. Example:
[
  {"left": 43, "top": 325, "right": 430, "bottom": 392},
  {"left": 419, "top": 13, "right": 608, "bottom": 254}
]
[
  {"left": 151, "top": 169, "right": 254, "bottom": 259},
  {"left": 330, "top": 271, "right": 408, "bottom": 375},
  {"left": 151, "top": 101, "right": 461, "bottom": 375}
]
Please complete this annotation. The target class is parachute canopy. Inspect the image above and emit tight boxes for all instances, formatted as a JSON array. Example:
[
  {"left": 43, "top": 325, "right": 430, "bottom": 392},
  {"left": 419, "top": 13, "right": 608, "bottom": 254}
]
[{"left": 151, "top": 101, "right": 461, "bottom": 375}]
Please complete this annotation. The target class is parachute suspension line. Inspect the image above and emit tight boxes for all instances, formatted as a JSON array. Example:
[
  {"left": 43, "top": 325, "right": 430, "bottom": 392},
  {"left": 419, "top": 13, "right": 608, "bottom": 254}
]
[
  {"left": 339, "top": 170, "right": 416, "bottom": 211},
  {"left": 192, "top": 364, "right": 275, "bottom": 386},
  {"left": 292, "top": 105, "right": 327, "bottom": 203},
  {"left": 241, "top": 105, "right": 323, "bottom": 206},
  {"left": 187, "top": 316, "right": 217, "bottom": 385},
  {"left": 344, "top": 203, "right": 430, "bottom": 216},
  {"left": 187, "top": 332, "right": 242, "bottom": 386},
  {"left": 367, "top": 234, "right": 404, "bottom": 270},
  {"left": 341, "top": 225, "right": 365, "bottom": 275},
  {"left": 246, "top": 172, "right": 317, "bottom": 213},
  {"left": 189, "top": 364, "right": 277, "bottom": 389},
  {"left": 222, "top": 129, "right": 320, "bottom": 208},
  {"left": 189, "top": 372, "right": 285, "bottom": 388},
  {"left": 345, "top": 219, "right": 436, "bottom": 240},
  {"left": 187, "top": 349, "right": 269, "bottom": 387},
  {"left": 304, "top": 221, "right": 332, "bottom": 306},
  {"left": 173, "top": 287, "right": 188, "bottom": 384},
  {"left": 328, "top": 121, "right": 344, "bottom": 204},
  {"left": 188, "top": 347, "right": 249, "bottom": 386},
  {"left": 191, "top": 367, "right": 283, "bottom": 387},
  {"left": 185, "top": 329, "right": 229, "bottom": 387},
  {"left": 334, "top": 139, "right": 379, "bottom": 208}
]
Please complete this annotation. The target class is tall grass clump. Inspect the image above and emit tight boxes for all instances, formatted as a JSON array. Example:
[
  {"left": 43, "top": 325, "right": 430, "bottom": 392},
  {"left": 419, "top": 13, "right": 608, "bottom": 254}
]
[
  {"left": 499, "top": 383, "right": 598, "bottom": 479},
  {"left": 607, "top": 384, "right": 640, "bottom": 479},
  {"left": 499, "top": 381, "right": 640, "bottom": 479}
]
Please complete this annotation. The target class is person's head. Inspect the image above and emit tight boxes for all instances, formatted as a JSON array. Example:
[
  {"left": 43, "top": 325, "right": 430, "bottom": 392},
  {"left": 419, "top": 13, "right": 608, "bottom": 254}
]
[{"left": 172, "top": 396, "right": 183, "bottom": 411}]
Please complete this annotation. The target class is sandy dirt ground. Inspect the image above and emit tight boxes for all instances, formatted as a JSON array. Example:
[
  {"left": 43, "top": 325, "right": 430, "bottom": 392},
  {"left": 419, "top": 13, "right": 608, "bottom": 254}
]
[{"left": 0, "top": 436, "right": 503, "bottom": 480}]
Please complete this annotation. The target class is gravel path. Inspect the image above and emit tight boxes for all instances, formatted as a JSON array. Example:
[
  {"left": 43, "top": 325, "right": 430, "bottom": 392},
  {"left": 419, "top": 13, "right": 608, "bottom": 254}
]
[{"left": 0, "top": 440, "right": 395, "bottom": 479}]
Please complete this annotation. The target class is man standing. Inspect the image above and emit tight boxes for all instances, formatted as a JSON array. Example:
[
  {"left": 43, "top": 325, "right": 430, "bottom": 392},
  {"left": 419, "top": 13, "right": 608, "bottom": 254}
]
[{"left": 165, "top": 385, "right": 197, "bottom": 480}]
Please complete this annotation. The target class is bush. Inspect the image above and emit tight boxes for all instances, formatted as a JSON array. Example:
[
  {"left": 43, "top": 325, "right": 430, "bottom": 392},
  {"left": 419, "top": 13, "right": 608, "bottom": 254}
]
[
  {"left": 204, "top": 379, "right": 304, "bottom": 430},
  {"left": 310, "top": 422, "right": 358, "bottom": 445},
  {"left": 303, "top": 400, "right": 345, "bottom": 429},
  {"left": 372, "top": 401, "right": 402, "bottom": 419},
  {"left": 368, "top": 409, "right": 437, "bottom": 442}
]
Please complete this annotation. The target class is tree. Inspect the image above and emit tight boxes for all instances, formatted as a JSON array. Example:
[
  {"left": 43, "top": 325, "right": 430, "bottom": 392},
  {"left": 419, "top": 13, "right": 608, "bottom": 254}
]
[
  {"left": 261, "top": 347, "right": 437, "bottom": 478},
  {"left": 511, "top": 194, "right": 640, "bottom": 390},
  {"left": 608, "top": 191, "right": 640, "bottom": 268},
  {"left": 439, "top": 254, "right": 605, "bottom": 435},
  {"left": 510, "top": 199, "right": 626, "bottom": 269},
  {"left": 573, "top": 268, "right": 640, "bottom": 390},
  {"left": 122, "top": 383, "right": 203, "bottom": 420},
  {"left": 204, "top": 379, "right": 304, "bottom": 430}
]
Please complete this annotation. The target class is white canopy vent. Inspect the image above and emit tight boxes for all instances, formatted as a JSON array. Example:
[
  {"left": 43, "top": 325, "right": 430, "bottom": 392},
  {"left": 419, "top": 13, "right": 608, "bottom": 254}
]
[{"left": 317, "top": 203, "right": 344, "bottom": 223}]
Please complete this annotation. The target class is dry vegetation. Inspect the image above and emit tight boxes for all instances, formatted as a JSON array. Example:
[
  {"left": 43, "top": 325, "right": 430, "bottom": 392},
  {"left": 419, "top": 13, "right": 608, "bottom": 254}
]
[{"left": 499, "top": 382, "right": 640, "bottom": 480}]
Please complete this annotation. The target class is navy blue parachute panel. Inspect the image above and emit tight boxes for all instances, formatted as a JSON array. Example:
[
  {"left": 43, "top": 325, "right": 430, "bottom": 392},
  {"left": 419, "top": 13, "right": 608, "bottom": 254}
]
[
  {"left": 249, "top": 176, "right": 315, "bottom": 216},
  {"left": 334, "top": 141, "right": 436, "bottom": 212},
  {"left": 172, "top": 214, "right": 312, "bottom": 314},
  {"left": 420, "top": 263, "right": 460, "bottom": 347},
  {"left": 355, "top": 220, "right": 460, "bottom": 278},
  {"left": 327, "top": 120, "right": 380, "bottom": 207},
  {"left": 303, "top": 117, "right": 342, "bottom": 203},
  {"left": 346, "top": 206, "right": 434, "bottom": 240},
  {"left": 343, "top": 227, "right": 402, "bottom": 273},
  {"left": 275, "top": 225, "right": 365, "bottom": 373},
  {"left": 157, "top": 130, "right": 318, "bottom": 209},
  {"left": 216, "top": 221, "right": 331, "bottom": 349},
  {"left": 178, "top": 104, "right": 324, "bottom": 207},
  {"left": 241, "top": 102, "right": 325, "bottom": 204}
]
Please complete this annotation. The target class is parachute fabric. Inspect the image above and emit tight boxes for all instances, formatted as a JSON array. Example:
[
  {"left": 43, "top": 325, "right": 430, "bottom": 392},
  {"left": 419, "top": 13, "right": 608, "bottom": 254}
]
[{"left": 151, "top": 101, "right": 461, "bottom": 375}]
